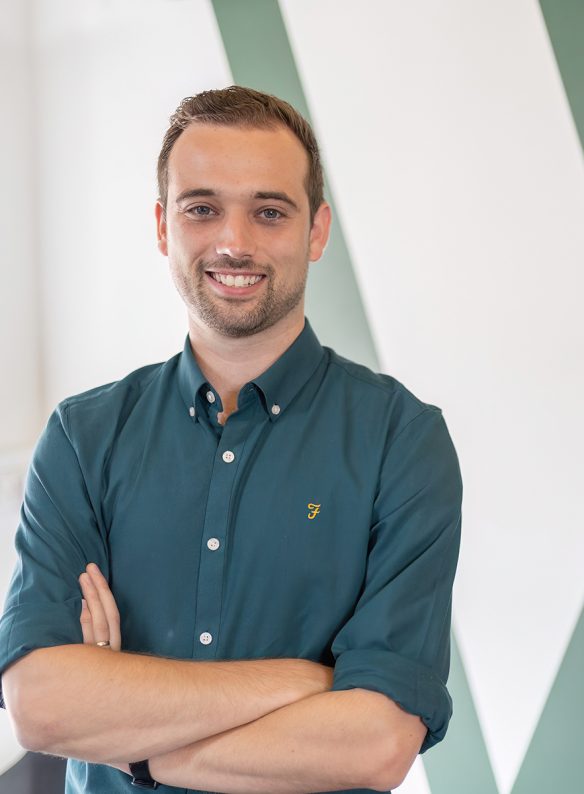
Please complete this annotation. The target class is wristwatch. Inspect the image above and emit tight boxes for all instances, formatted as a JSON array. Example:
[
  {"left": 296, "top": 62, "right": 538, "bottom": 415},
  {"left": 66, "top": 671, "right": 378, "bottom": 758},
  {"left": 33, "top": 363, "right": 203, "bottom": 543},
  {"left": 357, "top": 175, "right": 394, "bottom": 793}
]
[{"left": 129, "top": 759, "right": 159, "bottom": 789}]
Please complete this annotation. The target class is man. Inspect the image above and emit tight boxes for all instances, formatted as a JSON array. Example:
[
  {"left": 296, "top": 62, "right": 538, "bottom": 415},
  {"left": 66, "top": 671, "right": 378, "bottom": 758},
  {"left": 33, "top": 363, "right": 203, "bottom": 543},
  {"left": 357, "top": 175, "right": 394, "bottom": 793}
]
[{"left": 0, "top": 85, "right": 462, "bottom": 793}]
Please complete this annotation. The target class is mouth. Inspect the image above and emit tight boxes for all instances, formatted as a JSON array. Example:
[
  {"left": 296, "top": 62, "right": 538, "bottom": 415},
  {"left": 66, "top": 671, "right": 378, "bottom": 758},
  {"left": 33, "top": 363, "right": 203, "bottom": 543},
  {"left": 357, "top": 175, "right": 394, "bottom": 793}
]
[{"left": 205, "top": 270, "right": 267, "bottom": 296}]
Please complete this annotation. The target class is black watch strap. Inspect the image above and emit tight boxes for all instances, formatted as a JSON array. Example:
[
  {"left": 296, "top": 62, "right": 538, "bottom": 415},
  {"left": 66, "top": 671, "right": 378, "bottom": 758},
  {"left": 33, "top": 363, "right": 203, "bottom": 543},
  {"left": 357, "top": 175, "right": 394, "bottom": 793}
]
[{"left": 129, "top": 759, "right": 159, "bottom": 789}]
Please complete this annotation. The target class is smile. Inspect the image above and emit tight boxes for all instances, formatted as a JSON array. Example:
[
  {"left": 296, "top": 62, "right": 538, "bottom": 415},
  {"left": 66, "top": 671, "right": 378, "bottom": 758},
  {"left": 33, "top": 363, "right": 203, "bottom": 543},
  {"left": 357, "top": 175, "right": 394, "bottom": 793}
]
[{"left": 208, "top": 272, "right": 264, "bottom": 287}]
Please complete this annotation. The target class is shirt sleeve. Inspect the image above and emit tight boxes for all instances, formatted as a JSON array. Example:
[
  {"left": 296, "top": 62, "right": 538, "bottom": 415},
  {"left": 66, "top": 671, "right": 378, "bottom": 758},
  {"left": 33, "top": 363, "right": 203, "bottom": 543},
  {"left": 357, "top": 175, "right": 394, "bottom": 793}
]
[
  {"left": 0, "top": 402, "right": 110, "bottom": 708},
  {"left": 330, "top": 406, "right": 462, "bottom": 753}
]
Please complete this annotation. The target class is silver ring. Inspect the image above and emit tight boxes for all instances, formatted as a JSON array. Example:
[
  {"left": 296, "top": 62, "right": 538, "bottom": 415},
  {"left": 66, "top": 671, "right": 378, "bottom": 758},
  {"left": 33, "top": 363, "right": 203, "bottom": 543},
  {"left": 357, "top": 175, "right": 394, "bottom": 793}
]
[{"left": 96, "top": 640, "right": 110, "bottom": 647}]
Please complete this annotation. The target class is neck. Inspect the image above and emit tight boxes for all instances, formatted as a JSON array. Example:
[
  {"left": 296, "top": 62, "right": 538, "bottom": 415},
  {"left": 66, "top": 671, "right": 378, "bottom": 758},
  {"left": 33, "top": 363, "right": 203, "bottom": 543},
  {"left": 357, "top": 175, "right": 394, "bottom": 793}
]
[{"left": 187, "top": 309, "right": 305, "bottom": 422}]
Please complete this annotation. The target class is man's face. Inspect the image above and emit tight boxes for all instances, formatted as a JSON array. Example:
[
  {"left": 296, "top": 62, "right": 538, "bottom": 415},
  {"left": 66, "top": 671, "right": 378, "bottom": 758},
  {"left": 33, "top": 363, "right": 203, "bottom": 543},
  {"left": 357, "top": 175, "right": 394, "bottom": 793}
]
[{"left": 156, "top": 122, "right": 330, "bottom": 338}]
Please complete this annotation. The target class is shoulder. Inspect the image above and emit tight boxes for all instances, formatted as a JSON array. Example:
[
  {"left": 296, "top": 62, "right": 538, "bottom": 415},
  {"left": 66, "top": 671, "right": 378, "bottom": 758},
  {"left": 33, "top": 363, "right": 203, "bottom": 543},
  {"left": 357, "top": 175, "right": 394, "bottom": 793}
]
[
  {"left": 324, "top": 347, "right": 443, "bottom": 433},
  {"left": 322, "top": 347, "right": 461, "bottom": 510},
  {"left": 54, "top": 353, "right": 180, "bottom": 443}
]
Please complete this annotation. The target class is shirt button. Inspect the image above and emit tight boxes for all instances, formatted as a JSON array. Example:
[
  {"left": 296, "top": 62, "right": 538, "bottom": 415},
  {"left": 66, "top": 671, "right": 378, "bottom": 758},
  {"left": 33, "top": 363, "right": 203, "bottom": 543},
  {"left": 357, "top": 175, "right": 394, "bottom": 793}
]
[
  {"left": 222, "top": 450, "right": 235, "bottom": 463},
  {"left": 199, "top": 632, "right": 213, "bottom": 645},
  {"left": 206, "top": 390, "right": 216, "bottom": 404},
  {"left": 189, "top": 406, "right": 195, "bottom": 417},
  {"left": 207, "top": 538, "right": 220, "bottom": 551},
  {"left": 271, "top": 404, "right": 281, "bottom": 415}
]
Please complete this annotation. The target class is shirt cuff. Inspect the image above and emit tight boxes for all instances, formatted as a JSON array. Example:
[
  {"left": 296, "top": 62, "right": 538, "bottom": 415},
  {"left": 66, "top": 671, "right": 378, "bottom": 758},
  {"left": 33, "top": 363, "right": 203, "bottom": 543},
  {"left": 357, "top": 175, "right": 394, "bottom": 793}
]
[
  {"left": 0, "top": 599, "right": 83, "bottom": 709},
  {"left": 331, "top": 647, "right": 452, "bottom": 752}
]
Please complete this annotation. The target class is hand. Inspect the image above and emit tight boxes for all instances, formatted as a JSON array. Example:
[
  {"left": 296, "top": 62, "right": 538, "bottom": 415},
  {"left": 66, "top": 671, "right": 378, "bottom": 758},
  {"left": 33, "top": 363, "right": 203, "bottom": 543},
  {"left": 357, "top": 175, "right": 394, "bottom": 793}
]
[
  {"left": 78, "top": 564, "right": 130, "bottom": 774},
  {"left": 78, "top": 563, "right": 122, "bottom": 652}
]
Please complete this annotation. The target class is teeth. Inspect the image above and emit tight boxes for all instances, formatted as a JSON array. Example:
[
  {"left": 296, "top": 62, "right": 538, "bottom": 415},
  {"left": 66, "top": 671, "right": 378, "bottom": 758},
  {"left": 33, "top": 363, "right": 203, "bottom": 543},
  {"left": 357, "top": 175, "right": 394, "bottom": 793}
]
[{"left": 211, "top": 273, "right": 263, "bottom": 287}]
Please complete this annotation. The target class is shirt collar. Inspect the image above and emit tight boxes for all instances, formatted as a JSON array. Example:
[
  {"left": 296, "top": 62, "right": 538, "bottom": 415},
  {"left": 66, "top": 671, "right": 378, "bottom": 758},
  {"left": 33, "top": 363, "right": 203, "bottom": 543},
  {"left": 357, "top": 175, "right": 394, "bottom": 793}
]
[
  {"left": 177, "top": 317, "right": 325, "bottom": 422},
  {"left": 252, "top": 317, "right": 324, "bottom": 421},
  {"left": 177, "top": 335, "right": 208, "bottom": 418}
]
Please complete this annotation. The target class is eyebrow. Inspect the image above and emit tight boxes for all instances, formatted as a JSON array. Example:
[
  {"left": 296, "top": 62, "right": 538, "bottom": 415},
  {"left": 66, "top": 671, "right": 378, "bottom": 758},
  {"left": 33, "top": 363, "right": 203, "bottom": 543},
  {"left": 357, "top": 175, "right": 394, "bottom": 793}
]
[
  {"left": 254, "top": 191, "right": 300, "bottom": 212},
  {"left": 175, "top": 188, "right": 300, "bottom": 212}
]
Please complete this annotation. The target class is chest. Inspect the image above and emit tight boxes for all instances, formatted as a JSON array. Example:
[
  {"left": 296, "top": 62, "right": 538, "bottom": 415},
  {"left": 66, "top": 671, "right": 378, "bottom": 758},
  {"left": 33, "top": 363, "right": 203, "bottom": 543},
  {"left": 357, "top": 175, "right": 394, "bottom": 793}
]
[{"left": 102, "top": 405, "right": 382, "bottom": 661}]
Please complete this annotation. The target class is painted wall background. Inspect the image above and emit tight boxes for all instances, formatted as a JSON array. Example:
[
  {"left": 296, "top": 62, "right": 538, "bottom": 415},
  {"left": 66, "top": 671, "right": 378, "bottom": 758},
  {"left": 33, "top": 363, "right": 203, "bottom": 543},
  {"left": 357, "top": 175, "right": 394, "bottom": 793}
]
[{"left": 0, "top": 1, "right": 582, "bottom": 792}]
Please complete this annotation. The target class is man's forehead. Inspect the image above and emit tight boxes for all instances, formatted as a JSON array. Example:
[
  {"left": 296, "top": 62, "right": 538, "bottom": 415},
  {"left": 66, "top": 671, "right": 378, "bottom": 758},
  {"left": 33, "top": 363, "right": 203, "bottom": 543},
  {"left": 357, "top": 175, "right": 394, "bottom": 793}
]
[{"left": 167, "top": 122, "right": 309, "bottom": 201}]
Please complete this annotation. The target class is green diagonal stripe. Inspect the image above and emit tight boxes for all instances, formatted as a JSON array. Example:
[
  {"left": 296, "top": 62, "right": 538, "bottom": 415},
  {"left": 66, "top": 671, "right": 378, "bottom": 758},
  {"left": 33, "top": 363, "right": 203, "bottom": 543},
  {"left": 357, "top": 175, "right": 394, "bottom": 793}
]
[
  {"left": 423, "top": 635, "right": 499, "bottom": 794},
  {"left": 210, "top": 0, "right": 379, "bottom": 371},
  {"left": 539, "top": 0, "right": 584, "bottom": 152},
  {"left": 212, "top": 0, "right": 310, "bottom": 118},
  {"left": 511, "top": 603, "right": 584, "bottom": 794}
]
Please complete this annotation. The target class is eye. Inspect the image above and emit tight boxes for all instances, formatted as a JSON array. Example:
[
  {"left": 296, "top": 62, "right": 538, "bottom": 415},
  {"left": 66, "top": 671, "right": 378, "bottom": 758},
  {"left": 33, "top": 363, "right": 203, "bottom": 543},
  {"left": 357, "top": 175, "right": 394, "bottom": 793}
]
[
  {"left": 186, "top": 205, "right": 215, "bottom": 217},
  {"left": 259, "top": 208, "right": 284, "bottom": 221}
]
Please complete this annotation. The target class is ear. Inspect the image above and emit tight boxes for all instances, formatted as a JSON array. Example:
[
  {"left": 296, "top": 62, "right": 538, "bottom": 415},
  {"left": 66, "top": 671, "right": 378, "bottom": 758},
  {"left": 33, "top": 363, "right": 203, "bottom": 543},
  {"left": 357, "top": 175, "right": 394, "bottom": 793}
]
[
  {"left": 155, "top": 200, "right": 168, "bottom": 256},
  {"left": 308, "top": 201, "right": 332, "bottom": 262}
]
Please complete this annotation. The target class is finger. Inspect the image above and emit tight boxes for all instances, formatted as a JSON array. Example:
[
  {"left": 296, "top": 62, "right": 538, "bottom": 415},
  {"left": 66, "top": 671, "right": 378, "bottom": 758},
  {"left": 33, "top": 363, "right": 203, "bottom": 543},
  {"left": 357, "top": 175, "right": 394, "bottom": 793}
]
[
  {"left": 79, "top": 571, "right": 111, "bottom": 647},
  {"left": 79, "top": 574, "right": 97, "bottom": 644},
  {"left": 79, "top": 597, "right": 95, "bottom": 645},
  {"left": 86, "top": 564, "right": 122, "bottom": 652}
]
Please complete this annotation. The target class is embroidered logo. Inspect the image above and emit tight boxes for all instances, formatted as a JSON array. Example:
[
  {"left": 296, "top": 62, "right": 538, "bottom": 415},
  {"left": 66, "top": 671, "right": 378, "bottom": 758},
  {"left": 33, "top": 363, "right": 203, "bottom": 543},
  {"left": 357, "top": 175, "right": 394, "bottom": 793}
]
[{"left": 307, "top": 503, "right": 321, "bottom": 520}]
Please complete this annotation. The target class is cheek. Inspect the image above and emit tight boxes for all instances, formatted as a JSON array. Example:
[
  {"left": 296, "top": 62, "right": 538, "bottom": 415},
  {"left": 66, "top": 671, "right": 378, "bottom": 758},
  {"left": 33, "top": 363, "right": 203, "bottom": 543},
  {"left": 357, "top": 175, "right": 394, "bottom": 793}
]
[
  {"left": 264, "top": 228, "right": 309, "bottom": 261},
  {"left": 167, "top": 223, "right": 208, "bottom": 260}
]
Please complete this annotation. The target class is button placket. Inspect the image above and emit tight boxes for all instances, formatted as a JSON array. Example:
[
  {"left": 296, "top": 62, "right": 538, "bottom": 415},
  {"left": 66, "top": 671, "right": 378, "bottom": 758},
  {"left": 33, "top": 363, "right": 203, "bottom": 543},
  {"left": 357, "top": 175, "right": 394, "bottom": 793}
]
[{"left": 192, "top": 406, "right": 260, "bottom": 660}]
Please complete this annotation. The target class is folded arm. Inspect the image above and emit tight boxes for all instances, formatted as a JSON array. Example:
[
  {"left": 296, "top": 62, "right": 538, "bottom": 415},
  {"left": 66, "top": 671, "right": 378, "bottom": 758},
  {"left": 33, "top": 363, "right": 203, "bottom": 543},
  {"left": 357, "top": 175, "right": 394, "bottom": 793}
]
[
  {"left": 76, "top": 565, "right": 424, "bottom": 792},
  {"left": 146, "top": 687, "right": 426, "bottom": 793},
  {"left": 2, "top": 566, "right": 332, "bottom": 764}
]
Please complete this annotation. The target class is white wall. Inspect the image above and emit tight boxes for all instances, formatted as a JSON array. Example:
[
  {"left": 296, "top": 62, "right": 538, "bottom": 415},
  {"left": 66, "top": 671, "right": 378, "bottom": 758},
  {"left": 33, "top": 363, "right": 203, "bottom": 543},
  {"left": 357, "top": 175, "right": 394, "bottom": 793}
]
[
  {"left": 0, "top": 0, "right": 42, "bottom": 452},
  {"left": 32, "top": 0, "right": 232, "bottom": 412}
]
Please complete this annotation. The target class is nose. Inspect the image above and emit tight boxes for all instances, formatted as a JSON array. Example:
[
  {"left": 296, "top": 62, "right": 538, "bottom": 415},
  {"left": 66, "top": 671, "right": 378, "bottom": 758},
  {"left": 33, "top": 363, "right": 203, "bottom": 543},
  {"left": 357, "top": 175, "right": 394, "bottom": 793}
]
[{"left": 215, "top": 212, "right": 256, "bottom": 260}]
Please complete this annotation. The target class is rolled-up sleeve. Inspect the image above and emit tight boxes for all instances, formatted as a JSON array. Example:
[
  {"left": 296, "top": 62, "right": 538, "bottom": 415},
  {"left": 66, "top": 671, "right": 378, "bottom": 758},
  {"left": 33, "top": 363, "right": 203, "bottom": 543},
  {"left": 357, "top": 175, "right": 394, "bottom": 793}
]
[
  {"left": 330, "top": 407, "right": 462, "bottom": 753},
  {"left": 0, "top": 402, "right": 109, "bottom": 708}
]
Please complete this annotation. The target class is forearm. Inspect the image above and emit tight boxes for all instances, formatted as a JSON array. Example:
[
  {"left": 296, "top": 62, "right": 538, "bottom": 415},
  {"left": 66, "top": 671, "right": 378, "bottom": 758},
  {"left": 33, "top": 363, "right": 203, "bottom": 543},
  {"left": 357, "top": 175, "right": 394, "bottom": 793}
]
[
  {"left": 148, "top": 688, "right": 402, "bottom": 793},
  {"left": 5, "top": 645, "right": 330, "bottom": 764}
]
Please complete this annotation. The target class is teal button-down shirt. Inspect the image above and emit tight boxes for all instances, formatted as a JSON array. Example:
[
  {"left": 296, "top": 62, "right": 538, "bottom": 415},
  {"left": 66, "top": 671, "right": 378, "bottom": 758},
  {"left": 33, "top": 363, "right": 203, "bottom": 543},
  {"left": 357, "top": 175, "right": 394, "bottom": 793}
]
[{"left": 0, "top": 318, "right": 462, "bottom": 794}]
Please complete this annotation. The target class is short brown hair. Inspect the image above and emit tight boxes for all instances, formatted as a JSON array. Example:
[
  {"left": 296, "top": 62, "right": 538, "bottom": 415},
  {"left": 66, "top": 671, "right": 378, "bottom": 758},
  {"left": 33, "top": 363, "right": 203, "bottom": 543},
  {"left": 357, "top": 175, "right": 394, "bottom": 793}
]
[{"left": 157, "top": 85, "right": 324, "bottom": 225}]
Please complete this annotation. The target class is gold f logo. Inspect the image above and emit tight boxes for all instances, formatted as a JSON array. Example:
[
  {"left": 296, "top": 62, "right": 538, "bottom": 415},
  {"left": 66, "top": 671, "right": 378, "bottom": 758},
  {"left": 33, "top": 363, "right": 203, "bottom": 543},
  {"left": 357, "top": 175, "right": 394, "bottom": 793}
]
[{"left": 307, "top": 503, "right": 321, "bottom": 520}]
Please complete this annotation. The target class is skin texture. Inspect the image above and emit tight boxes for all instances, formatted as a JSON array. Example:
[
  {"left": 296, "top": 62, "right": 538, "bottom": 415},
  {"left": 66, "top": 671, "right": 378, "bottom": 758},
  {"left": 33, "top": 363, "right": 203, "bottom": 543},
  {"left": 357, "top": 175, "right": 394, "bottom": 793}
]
[{"left": 4, "top": 625, "right": 334, "bottom": 765}]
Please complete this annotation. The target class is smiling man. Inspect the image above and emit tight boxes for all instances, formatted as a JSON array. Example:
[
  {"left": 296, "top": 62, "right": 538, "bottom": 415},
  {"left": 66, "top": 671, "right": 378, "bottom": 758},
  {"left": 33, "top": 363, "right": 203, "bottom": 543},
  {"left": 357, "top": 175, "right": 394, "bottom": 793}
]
[
  {"left": 165, "top": 124, "right": 318, "bottom": 339},
  {"left": 0, "top": 86, "right": 462, "bottom": 794}
]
